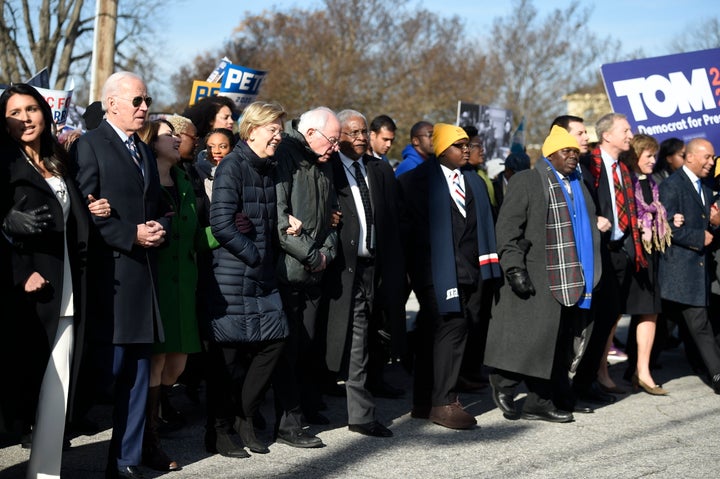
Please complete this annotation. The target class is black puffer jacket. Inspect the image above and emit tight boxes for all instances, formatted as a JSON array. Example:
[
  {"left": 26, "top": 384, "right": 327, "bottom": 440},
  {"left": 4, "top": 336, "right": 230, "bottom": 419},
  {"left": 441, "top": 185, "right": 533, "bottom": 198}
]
[{"left": 206, "top": 141, "right": 288, "bottom": 343}]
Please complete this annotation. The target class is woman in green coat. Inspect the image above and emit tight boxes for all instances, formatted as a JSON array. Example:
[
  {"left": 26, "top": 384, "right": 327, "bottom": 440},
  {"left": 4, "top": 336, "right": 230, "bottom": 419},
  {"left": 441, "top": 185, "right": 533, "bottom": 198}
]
[{"left": 137, "top": 119, "right": 218, "bottom": 471}]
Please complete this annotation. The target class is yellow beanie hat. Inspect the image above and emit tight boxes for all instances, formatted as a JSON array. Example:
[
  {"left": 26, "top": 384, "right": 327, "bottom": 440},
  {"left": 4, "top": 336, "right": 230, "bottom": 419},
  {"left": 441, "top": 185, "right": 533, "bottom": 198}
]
[
  {"left": 542, "top": 125, "right": 580, "bottom": 158},
  {"left": 433, "top": 123, "right": 469, "bottom": 157}
]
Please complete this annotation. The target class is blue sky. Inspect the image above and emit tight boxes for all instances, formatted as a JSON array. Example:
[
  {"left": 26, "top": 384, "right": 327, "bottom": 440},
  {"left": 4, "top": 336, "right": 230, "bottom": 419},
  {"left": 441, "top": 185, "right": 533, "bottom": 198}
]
[{"left": 155, "top": 0, "right": 714, "bottom": 103}]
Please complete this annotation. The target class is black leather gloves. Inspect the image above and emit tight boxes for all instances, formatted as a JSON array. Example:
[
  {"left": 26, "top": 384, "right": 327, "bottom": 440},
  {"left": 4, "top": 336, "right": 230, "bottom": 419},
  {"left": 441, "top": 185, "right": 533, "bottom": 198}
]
[
  {"left": 2, "top": 201, "right": 53, "bottom": 236},
  {"left": 505, "top": 267, "right": 535, "bottom": 298}
]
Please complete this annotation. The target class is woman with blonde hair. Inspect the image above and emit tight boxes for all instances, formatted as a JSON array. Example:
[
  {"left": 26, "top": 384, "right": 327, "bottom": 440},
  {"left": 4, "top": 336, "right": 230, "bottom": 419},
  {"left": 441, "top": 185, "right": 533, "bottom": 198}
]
[{"left": 203, "top": 101, "right": 291, "bottom": 457}]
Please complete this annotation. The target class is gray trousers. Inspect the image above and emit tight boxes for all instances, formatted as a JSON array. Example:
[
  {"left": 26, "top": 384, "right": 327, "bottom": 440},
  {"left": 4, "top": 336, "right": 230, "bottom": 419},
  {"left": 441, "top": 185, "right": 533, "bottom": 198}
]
[{"left": 346, "top": 259, "right": 376, "bottom": 425}]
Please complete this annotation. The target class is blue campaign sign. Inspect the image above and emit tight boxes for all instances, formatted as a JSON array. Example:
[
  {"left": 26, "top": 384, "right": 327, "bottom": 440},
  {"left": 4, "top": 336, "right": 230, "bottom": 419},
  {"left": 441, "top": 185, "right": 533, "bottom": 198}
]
[
  {"left": 601, "top": 48, "right": 720, "bottom": 147},
  {"left": 219, "top": 63, "right": 267, "bottom": 110}
]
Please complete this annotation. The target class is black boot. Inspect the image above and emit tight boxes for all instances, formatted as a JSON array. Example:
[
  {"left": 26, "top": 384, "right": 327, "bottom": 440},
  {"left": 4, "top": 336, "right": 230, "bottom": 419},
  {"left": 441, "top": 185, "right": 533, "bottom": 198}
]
[
  {"left": 235, "top": 416, "right": 269, "bottom": 454},
  {"left": 204, "top": 417, "right": 249, "bottom": 458},
  {"left": 160, "top": 384, "right": 185, "bottom": 429},
  {"left": 142, "top": 385, "right": 180, "bottom": 471}
]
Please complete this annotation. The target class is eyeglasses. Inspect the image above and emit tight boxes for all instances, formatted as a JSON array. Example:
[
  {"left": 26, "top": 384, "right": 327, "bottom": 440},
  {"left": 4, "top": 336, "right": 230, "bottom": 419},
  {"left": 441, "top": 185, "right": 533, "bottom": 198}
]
[
  {"left": 316, "top": 129, "right": 340, "bottom": 147},
  {"left": 468, "top": 143, "right": 483, "bottom": 151},
  {"left": 180, "top": 132, "right": 198, "bottom": 142},
  {"left": 341, "top": 129, "right": 368, "bottom": 139},
  {"left": 265, "top": 125, "right": 283, "bottom": 138},
  {"left": 116, "top": 95, "right": 153, "bottom": 108},
  {"left": 451, "top": 143, "right": 470, "bottom": 151}
]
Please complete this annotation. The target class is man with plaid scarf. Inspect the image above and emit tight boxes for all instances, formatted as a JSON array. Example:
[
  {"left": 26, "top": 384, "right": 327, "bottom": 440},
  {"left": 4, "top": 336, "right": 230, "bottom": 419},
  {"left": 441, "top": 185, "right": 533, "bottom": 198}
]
[{"left": 485, "top": 126, "right": 601, "bottom": 423}]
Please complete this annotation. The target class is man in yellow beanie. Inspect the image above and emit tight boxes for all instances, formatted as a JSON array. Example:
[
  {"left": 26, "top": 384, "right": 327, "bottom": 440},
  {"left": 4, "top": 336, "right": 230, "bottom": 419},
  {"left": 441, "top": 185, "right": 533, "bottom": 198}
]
[
  {"left": 484, "top": 125, "right": 601, "bottom": 423},
  {"left": 398, "top": 123, "right": 501, "bottom": 429}
]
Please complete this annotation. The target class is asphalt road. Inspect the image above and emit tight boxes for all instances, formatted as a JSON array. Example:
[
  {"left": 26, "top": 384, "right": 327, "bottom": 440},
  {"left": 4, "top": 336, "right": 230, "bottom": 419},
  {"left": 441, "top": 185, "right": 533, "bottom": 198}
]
[{"left": 3, "top": 314, "right": 720, "bottom": 479}]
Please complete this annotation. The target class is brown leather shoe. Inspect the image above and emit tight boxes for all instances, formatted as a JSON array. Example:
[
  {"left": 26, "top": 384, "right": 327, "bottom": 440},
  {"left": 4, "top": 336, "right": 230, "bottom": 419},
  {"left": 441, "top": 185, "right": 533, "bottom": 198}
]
[{"left": 429, "top": 402, "right": 477, "bottom": 429}]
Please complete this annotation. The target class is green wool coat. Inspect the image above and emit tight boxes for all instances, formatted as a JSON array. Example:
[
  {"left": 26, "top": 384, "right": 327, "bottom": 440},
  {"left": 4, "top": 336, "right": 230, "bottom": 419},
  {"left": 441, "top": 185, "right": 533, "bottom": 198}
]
[{"left": 154, "top": 165, "right": 218, "bottom": 353}]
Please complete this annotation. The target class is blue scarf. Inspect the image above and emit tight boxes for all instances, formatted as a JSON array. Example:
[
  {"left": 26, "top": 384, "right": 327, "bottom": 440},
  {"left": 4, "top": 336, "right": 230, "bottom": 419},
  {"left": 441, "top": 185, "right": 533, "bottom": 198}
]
[
  {"left": 545, "top": 159, "right": 594, "bottom": 309},
  {"left": 429, "top": 159, "right": 501, "bottom": 313}
]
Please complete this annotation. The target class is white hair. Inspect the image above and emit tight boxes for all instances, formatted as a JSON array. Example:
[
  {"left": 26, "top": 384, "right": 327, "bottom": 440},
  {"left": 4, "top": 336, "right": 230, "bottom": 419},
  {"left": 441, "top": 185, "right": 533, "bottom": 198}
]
[
  {"left": 296, "top": 106, "right": 337, "bottom": 135},
  {"left": 101, "top": 71, "right": 144, "bottom": 110}
]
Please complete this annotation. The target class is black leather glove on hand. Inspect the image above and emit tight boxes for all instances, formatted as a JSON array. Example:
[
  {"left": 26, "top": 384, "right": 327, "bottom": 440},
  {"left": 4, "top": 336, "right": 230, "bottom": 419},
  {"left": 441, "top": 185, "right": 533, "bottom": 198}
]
[
  {"left": 234, "top": 212, "right": 254, "bottom": 234},
  {"left": 2, "top": 203, "right": 53, "bottom": 236},
  {"left": 505, "top": 267, "right": 536, "bottom": 298}
]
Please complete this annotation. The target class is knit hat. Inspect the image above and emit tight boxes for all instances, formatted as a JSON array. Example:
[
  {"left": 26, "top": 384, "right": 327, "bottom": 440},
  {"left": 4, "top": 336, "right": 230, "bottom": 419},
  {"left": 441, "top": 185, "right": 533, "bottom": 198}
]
[
  {"left": 433, "top": 123, "right": 469, "bottom": 157},
  {"left": 542, "top": 125, "right": 580, "bottom": 158},
  {"left": 504, "top": 151, "right": 531, "bottom": 173}
]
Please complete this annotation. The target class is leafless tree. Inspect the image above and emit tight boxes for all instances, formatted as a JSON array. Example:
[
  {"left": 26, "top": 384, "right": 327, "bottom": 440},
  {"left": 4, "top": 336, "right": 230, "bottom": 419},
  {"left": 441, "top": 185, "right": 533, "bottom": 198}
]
[{"left": 0, "top": 0, "right": 160, "bottom": 97}]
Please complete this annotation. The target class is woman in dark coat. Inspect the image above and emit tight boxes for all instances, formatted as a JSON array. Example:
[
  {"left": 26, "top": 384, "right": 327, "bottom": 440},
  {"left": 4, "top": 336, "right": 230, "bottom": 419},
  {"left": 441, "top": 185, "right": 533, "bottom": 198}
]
[
  {"left": 203, "top": 101, "right": 289, "bottom": 458},
  {"left": 0, "top": 83, "right": 110, "bottom": 478},
  {"left": 620, "top": 134, "right": 680, "bottom": 395}
]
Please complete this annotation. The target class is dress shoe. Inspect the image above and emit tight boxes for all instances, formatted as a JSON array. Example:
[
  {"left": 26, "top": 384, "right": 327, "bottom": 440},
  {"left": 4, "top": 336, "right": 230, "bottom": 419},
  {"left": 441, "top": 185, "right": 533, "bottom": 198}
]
[
  {"left": 142, "top": 446, "right": 180, "bottom": 472},
  {"left": 367, "top": 381, "right": 405, "bottom": 399},
  {"left": 632, "top": 374, "right": 668, "bottom": 396},
  {"left": 115, "top": 465, "right": 147, "bottom": 479},
  {"left": 276, "top": 428, "right": 324, "bottom": 448},
  {"left": 235, "top": 416, "right": 269, "bottom": 454},
  {"left": 521, "top": 408, "right": 574, "bottom": 423},
  {"left": 491, "top": 387, "right": 519, "bottom": 419},
  {"left": 555, "top": 401, "right": 594, "bottom": 414},
  {"left": 204, "top": 428, "right": 250, "bottom": 458},
  {"left": 575, "top": 382, "right": 617, "bottom": 404},
  {"left": 429, "top": 402, "right": 477, "bottom": 429},
  {"left": 711, "top": 374, "right": 720, "bottom": 394},
  {"left": 348, "top": 420, "right": 393, "bottom": 437}
]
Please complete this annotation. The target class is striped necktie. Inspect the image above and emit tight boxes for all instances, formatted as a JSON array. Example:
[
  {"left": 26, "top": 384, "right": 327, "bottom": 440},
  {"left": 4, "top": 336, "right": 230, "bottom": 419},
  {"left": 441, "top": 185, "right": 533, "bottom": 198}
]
[
  {"left": 352, "top": 160, "right": 374, "bottom": 252},
  {"left": 125, "top": 137, "right": 144, "bottom": 176},
  {"left": 452, "top": 171, "right": 466, "bottom": 217}
]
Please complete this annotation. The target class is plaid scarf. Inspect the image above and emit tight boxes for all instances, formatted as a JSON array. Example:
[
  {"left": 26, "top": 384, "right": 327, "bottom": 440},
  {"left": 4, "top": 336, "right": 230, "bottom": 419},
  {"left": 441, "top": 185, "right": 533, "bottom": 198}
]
[
  {"left": 588, "top": 147, "right": 647, "bottom": 271},
  {"left": 544, "top": 161, "right": 592, "bottom": 308}
]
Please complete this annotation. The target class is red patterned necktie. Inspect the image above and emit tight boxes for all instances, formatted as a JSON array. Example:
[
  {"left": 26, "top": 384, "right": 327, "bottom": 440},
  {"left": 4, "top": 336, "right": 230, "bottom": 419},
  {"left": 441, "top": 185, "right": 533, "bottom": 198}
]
[{"left": 612, "top": 162, "right": 629, "bottom": 232}]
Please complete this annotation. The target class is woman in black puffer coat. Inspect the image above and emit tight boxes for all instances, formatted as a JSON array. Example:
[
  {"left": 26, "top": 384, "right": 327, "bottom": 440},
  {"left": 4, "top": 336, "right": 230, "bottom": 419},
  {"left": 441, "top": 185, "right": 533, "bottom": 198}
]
[{"left": 203, "top": 101, "right": 290, "bottom": 458}]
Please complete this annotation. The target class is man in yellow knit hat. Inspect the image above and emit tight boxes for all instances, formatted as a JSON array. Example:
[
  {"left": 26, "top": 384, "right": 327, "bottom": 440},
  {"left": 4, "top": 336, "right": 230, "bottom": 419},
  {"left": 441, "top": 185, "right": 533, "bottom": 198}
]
[
  {"left": 398, "top": 123, "right": 500, "bottom": 429},
  {"left": 485, "top": 125, "right": 601, "bottom": 423}
]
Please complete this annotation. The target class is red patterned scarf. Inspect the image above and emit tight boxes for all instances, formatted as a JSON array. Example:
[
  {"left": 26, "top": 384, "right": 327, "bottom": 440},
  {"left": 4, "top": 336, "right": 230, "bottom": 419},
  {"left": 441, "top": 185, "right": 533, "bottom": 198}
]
[{"left": 589, "top": 147, "right": 647, "bottom": 271}]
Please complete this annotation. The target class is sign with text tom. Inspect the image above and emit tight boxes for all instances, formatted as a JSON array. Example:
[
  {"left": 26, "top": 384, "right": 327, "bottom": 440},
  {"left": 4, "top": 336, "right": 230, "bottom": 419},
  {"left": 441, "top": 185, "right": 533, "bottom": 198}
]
[{"left": 600, "top": 48, "right": 720, "bottom": 147}]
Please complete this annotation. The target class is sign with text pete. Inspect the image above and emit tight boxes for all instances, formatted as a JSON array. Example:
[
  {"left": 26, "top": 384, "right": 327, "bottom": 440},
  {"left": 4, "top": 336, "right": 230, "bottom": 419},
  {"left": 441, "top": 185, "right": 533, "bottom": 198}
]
[
  {"left": 601, "top": 48, "right": 720, "bottom": 147},
  {"left": 218, "top": 63, "right": 267, "bottom": 111}
]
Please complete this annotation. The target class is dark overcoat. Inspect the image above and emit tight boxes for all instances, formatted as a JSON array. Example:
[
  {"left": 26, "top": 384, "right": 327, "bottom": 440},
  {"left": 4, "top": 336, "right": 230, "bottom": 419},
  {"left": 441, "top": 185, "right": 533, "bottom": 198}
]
[
  {"left": 324, "top": 154, "right": 406, "bottom": 372},
  {"left": 72, "top": 120, "right": 166, "bottom": 344},
  {"left": 484, "top": 166, "right": 601, "bottom": 379},
  {"left": 658, "top": 168, "right": 716, "bottom": 307},
  {"left": 2, "top": 143, "right": 90, "bottom": 427}
]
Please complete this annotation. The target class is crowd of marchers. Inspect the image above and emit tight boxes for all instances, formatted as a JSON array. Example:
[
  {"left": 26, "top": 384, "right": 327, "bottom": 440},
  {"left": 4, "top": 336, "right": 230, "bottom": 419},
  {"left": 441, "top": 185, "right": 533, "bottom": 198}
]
[{"left": 1, "top": 71, "right": 719, "bottom": 479}]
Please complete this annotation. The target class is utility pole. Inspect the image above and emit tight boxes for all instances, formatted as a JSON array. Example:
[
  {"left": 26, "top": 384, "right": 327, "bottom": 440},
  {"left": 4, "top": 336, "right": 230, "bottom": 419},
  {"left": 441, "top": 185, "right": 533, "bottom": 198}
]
[{"left": 89, "top": 0, "right": 118, "bottom": 102}]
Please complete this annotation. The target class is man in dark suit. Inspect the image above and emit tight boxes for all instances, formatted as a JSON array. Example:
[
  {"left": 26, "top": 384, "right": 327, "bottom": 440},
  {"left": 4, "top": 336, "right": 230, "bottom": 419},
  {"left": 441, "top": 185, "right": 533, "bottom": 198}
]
[
  {"left": 485, "top": 126, "right": 601, "bottom": 423},
  {"left": 73, "top": 71, "right": 168, "bottom": 479},
  {"left": 323, "top": 110, "right": 405, "bottom": 437},
  {"left": 573, "top": 113, "right": 636, "bottom": 404},
  {"left": 399, "top": 124, "right": 500, "bottom": 429},
  {"left": 658, "top": 138, "right": 720, "bottom": 393}
]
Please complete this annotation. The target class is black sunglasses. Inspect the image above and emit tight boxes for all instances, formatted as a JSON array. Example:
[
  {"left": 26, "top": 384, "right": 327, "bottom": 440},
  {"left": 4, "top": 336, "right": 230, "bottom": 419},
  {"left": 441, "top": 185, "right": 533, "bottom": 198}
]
[{"left": 116, "top": 95, "right": 153, "bottom": 108}]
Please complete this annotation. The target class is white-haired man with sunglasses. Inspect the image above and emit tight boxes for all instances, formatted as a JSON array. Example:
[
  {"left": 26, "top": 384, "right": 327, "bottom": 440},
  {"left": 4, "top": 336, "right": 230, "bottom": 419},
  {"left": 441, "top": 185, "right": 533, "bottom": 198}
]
[{"left": 72, "top": 71, "right": 169, "bottom": 479}]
